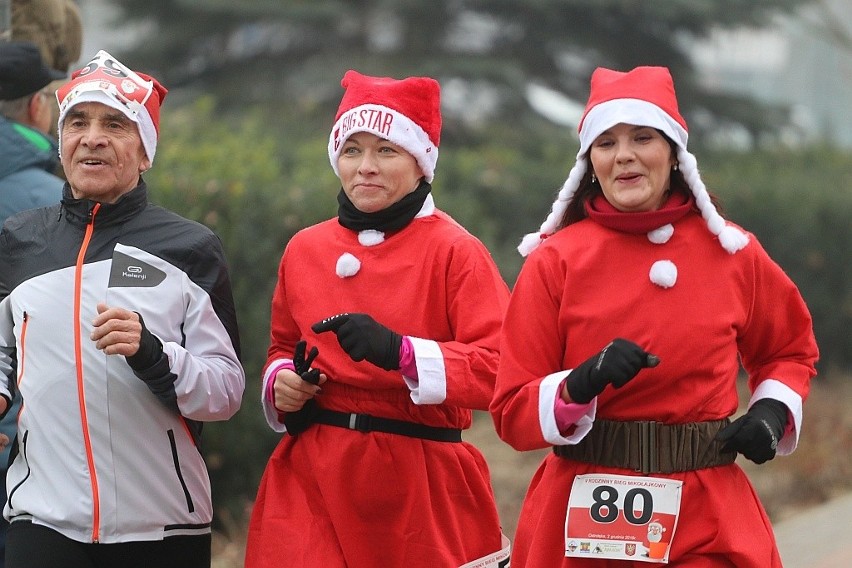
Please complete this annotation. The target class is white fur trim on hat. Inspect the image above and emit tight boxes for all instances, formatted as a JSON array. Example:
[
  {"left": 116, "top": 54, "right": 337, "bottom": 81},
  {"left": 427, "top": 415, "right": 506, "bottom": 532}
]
[
  {"left": 580, "top": 98, "right": 688, "bottom": 156},
  {"left": 328, "top": 103, "right": 439, "bottom": 182},
  {"left": 57, "top": 88, "right": 159, "bottom": 165}
]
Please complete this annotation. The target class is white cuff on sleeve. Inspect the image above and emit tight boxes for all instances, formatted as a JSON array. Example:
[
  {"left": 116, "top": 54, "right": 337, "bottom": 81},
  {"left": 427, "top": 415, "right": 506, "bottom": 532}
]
[
  {"left": 403, "top": 337, "right": 447, "bottom": 405},
  {"left": 262, "top": 358, "right": 291, "bottom": 433},
  {"left": 751, "top": 379, "right": 803, "bottom": 456}
]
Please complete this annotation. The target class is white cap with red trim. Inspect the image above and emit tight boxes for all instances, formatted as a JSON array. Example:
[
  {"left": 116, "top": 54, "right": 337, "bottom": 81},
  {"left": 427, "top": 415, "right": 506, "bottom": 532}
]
[{"left": 56, "top": 50, "right": 168, "bottom": 164}]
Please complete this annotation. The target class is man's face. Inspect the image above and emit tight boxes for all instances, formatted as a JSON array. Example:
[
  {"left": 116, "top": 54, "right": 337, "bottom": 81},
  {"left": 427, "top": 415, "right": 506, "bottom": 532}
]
[{"left": 60, "top": 101, "right": 150, "bottom": 203}]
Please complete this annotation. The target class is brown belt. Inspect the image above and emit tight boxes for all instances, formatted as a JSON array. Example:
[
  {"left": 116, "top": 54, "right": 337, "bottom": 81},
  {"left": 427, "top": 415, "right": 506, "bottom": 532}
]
[{"left": 553, "top": 418, "right": 737, "bottom": 474}]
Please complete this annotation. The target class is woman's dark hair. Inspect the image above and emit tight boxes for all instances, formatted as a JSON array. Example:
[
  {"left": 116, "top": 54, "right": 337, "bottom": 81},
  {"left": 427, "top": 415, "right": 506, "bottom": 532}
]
[{"left": 555, "top": 132, "right": 724, "bottom": 230}]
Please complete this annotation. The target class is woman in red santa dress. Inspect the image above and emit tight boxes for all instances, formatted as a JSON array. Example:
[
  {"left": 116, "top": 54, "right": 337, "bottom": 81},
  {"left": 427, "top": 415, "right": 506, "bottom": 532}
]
[
  {"left": 490, "top": 66, "right": 818, "bottom": 567},
  {"left": 245, "top": 70, "right": 511, "bottom": 568}
]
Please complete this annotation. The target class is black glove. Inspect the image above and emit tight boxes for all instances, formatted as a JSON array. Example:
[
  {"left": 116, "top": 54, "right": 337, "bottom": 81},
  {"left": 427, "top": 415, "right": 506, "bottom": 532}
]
[
  {"left": 312, "top": 313, "right": 402, "bottom": 371},
  {"left": 566, "top": 338, "right": 659, "bottom": 404},
  {"left": 126, "top": 312, "right": 164, "bottom": 371},
  {"left": 293, "top": 340, "right": 320, "bottom": 385},
  {"left": 283, "top": 340, "right": 321, "bottom": 436},
  {"left": 126, "top": 313, "right": 177, "bottom": 410},
  {"left": 716, "top": 398, "right": 787, "bottom": 464}
]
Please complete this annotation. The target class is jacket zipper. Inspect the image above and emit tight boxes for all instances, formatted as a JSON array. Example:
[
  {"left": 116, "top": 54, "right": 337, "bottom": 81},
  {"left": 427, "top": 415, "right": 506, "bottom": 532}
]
[
  {"left": 74, "top": 203, "right": 101, "bottom": 543},
  {"left": 17, "top": 312, "right": 28, "bottom": 399}
]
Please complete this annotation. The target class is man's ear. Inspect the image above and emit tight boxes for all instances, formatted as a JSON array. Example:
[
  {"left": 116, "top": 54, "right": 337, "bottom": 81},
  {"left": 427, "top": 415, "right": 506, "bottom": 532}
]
[{"left": 27, "top": 91, "right": 46, "bottom": 120}]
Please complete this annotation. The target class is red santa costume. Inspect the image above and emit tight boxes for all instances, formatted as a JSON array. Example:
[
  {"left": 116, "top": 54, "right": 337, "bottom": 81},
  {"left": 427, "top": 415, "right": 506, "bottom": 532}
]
[
  {"left": 490, "top": 67, "right": 818, "bottom": 567},
  {"left": 246, "top": 71, "right": 511, "bottom": 567}
]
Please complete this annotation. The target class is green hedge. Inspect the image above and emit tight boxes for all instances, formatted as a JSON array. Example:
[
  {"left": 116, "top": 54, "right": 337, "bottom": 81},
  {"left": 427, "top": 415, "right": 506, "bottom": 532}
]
[{"left": 703, "top": 147, "right": 852, "bottom": 377}]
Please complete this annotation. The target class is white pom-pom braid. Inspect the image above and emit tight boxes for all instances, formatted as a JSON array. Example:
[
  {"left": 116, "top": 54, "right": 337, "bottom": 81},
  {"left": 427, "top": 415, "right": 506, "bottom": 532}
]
[
  {"left": 358, "top": 230, "right": 385, "bottom": 246},
  {"left": 649, "top": 260, "right": 677, "bottom": 288},
  {"left": 677, "top": 149, "right": 748, "bottom": 254},
  {"left": 647, "top": 224, "right": 674, "bottom": 244},
  {"left": 706, "top": 214, "right": 726, "bottom": 235},
  {"left": 336, "top": 253, "right": 361, "bottom": 278},
  {"left": 517, "top": 233, "right": 546, "bottom": 257},
  {"left": 518, "top": 154, "right": 587, "bottom": 256},
  {"left": 718, "top": 225, "right": 749, "bottom": 253}
]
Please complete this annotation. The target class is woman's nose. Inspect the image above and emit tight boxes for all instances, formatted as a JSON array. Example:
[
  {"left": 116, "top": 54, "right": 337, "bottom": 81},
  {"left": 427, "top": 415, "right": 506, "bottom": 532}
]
[
  {"left": 614, "top": 142, "right": 635, "bottom": 163},
  {"left": 357, "top": 151, "right": 379, "bottom": 174}
]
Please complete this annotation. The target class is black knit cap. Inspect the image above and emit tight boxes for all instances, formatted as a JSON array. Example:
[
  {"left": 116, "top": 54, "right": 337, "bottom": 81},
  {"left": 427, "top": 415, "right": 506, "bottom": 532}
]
[{"left": 0, "top": 41, "right": 66, "bottom": 101}]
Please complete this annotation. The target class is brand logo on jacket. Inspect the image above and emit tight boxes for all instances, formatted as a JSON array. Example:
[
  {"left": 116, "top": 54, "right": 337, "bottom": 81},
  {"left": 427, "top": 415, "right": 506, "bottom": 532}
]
[{"left": 108, "top": 251, "right": 166, "bottom": 287}]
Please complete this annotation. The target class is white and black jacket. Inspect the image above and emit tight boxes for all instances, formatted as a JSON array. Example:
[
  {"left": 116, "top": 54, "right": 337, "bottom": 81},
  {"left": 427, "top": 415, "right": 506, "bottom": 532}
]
[{"left": 0, "top": 182, "right": 245, "bottom": 544}]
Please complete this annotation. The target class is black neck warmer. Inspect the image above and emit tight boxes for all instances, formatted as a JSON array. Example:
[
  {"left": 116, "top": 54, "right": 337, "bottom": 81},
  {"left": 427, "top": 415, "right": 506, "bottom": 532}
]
[{"left": 337, "top": 179, "right": 432, "bottom": 233}]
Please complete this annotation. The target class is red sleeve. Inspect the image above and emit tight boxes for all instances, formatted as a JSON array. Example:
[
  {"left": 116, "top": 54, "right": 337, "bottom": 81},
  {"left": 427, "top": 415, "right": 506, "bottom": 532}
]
[
  {"left": 490, "top": 246, "right": 567, "bottom": 450},
  {"left": 265, "top": 245, "right": 301, "bottom": 376},
  {"left": 737, "top": 238, "right": 818, "bottom": 400},
  {"left": 437, "top": 237, "right": 511, "bottom": 410}
]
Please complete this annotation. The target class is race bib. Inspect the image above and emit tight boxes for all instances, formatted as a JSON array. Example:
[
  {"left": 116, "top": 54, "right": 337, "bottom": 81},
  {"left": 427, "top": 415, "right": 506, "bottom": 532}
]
[{"left": 564, "top": 473, "right": 683, "bottom": 563}]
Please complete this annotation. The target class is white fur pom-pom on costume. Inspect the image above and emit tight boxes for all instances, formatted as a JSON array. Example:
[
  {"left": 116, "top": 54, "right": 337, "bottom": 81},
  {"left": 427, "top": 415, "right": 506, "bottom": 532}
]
[
  {"left": 648, "top": 224, "right": 674, "bottom": 244},
  {"left": 358, "top": 230, "right": 385, "bottom": 247},
  {"left": 649, "top": 260, "right": 678, "bottom": 288},
  {"left": 336, "top": 253, "right": 361, "bottom": 278}
]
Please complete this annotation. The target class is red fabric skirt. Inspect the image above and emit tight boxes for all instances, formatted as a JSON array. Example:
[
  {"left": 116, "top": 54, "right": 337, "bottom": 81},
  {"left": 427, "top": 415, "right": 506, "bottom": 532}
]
[{"left": 245, "top": 423, "right": 503, "bottom": 567}]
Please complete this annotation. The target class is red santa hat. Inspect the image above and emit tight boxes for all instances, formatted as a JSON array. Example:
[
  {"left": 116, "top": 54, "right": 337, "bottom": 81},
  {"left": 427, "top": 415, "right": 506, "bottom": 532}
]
[
  {"left": 328, "top": 70, "right": 441, "bottom": 182},
  {"left": 56, "top": 50, "right": 168, "bottom": 165},
  {"left": 518, "top": 66, "right": 748, "bottom": 256}
]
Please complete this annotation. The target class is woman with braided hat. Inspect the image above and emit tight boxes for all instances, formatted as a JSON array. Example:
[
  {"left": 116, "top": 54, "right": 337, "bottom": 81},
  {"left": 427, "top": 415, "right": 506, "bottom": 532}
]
[{"left": 490, "top": 66, "right": 818, "bottom": 566}]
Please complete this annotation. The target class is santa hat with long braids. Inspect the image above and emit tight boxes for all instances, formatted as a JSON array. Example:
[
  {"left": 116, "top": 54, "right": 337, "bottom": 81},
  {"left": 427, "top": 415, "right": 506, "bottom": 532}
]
[{"left": 518, "top": 66, "right": 748, "bottom": 257}]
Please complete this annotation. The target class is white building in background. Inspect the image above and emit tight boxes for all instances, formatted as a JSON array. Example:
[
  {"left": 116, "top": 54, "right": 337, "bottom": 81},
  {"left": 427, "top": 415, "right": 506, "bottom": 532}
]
[
  {"left": 691, "top": 0, "right": 852, "bottom": 148},
  {"left": 76, "top": 0, "right": 142, "bottom": 64}
]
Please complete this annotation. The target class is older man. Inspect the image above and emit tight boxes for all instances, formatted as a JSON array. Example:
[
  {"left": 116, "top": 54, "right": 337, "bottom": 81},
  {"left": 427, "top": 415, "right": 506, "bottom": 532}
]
[{"left": 0, "top": 50, "right": 245, "bottom": 568}]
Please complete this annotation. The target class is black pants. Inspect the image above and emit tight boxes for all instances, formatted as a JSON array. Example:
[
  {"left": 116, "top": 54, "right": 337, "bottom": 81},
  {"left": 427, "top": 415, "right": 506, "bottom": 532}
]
[{"left": 5, "top": 521, "right": 211, "bottom": 568}]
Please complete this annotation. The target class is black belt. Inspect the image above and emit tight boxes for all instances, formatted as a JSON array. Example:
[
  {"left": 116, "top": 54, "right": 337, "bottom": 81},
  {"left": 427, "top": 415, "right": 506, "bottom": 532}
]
[
  {"left": 553, "top": 418, "right": 736, "bottom": 474},
  {"left": 313, "top": 409, "right": 463, "bottom": 443}
]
